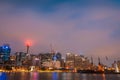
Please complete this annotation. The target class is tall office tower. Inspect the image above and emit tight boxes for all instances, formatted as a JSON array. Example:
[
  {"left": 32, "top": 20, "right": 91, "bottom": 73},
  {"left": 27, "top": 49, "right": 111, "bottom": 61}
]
[
  {"left": 66, "top": 53, "right": 75, "bottom": 69},
  {"left": 15, "top": 52, "right": 26, "bottom": 66},
  {"left": 0, "top": 44, "right": 11, "bottom": 62}
]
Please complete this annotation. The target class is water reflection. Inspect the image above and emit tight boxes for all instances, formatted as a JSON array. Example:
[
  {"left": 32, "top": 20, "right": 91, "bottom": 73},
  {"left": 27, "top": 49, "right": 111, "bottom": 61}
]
[
  {"left": 102, "top": 74, "right": 106, "bottom": 80},
  {"left": 30, "top": 72, "right": 39, "bottom": 80},
  {"left": 20, "top": 72, "right": 28, "bottom": 80},
  {"left": 52, "top": 72, "right": 58, "bottom": 80},
  {"left": 61, "top": 72, "right": 75, "bottom": 80},
  {"left": 82, "top": 74, "right": 87, "bottom": 80},
  {"left": 1, "top": 72, "right": 120, "bottom": 80},
  {"left": 0, "top": 72, "right": 8, "bottom": 80}
]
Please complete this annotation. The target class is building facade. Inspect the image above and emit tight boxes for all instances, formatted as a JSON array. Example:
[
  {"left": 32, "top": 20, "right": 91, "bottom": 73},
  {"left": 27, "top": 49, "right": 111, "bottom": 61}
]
[
  {"left": 66, "top": 53, "right": 91, "bottom": 70},
  {"left": 0, "top": 44, "right": 11, "bottom": 63}
]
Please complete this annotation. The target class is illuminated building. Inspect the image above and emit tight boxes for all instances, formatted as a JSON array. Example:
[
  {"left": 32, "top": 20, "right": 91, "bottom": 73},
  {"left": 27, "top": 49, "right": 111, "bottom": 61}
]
[
  {"left": 0, "top": 44, "right": 11, "bottom": 62},
  {"left": 32, "top": 56, "right": 40, "bottom": 66},
  {"left": 10, "top": 55, "right": 16, "bottom": 66},
  {"left": 39, "top": 53, "right": 53, "bottom": 62},
  {"left": 117, "top": 60, "right": 120, "bottom": 70},
  {"left": 66, "top": 53, "right": 75, "bottom": 69},
  {"left": 97, "top": 57, "right": 104, "bottom": 72},
  {"left": 75, "top": 55, "right": 90, "bottom": 70},
  {"left": 112, "top": 61, "right": 120, "bottom": 73},
  {"left": 39, "top": 52, "right": 62, "bottom": 69},
  {"left": 66, "top": 53, "right": 91, "bottom": 70},
  {"left": 60, "top": 57, "right": 65, "bottom": 68},
  {"left": 39, "top": 53, "right": 54, "bottom": 68},
  {"left": 53, "top": 61, "right": 61, "bottom": 69}
]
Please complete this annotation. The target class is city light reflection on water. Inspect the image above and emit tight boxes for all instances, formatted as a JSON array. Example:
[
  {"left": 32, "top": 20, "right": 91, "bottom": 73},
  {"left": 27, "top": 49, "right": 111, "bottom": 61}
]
[
  {"left": 0, "top": 72, "right": 8, "bottom": 80},
  {"left": 102, "top": 74, "right": 106, "bottom": 80},
  {"left": 52, "top": 72, "right": 58, "bottom": 80},
  {"left": 30, "top": 72, "right": 39, "bottom": 80},
  {"left": 82, "top": 74, "right": 87, "bottom": 80},
  {"left": 1, "top": 72, "right": 120, "bottom": 80}
]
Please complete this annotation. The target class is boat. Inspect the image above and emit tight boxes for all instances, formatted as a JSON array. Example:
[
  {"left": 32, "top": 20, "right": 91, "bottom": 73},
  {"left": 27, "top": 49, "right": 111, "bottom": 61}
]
[{"left": 77, "top": 69, "right": 120, "bottom": 74}]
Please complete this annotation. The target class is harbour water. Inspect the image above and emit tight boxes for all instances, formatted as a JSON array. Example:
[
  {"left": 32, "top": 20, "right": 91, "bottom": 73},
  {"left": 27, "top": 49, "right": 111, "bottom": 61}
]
[{"left": 0, "top": 72, "right": 120, "bottom": 80}]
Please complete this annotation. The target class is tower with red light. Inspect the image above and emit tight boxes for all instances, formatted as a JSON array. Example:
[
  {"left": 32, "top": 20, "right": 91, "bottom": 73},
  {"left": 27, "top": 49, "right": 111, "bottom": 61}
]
[{"left": 25, "top": 40, "right": 32, "bottom": 54}]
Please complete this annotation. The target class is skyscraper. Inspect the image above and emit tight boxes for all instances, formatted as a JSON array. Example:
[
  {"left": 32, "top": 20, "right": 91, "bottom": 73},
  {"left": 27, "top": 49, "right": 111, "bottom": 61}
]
[{"left": 0, "top": 44, "right": 11, "bottom": 62}]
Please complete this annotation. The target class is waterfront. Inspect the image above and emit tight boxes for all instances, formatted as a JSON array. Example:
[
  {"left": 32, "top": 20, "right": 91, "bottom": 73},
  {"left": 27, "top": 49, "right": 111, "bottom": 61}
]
[{"left": 0, "top": 72, "right": 120, "bottom": 80}]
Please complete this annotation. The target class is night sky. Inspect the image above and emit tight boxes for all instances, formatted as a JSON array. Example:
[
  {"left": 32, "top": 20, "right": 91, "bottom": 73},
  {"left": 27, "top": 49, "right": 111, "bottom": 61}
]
[{"left": 0, "top": 0, "right": 120, "bottom": 65}]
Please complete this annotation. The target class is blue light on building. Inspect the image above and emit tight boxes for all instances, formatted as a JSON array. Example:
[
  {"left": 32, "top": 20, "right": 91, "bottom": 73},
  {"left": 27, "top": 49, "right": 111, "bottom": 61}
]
[
  {"left": 0, "top": 44, "right": 11, "bottom": 61},
  {"left": 53, "top": 55, "right": 57, "bottom": 61},
  {"left": 52, "top": 52, "right": 62, "bottom": 61}
]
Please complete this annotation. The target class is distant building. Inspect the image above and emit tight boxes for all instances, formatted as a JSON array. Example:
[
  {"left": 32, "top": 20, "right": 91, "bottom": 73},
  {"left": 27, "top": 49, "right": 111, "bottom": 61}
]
[
  {"left": 117, "top": 60, "right": 120, "bottom": 70},
  {"left": 112, "top": 60, "right": 120, "bottom": 73},
  {"left": 0, "top": 44, "right": 11, "bottom": 63},
  {"left": 39, "top": 52, "right": 62, "bottom": 68},
  {"left": 66, "top": 53, "right": 75, "bottom": 69},
  {"left": 60, "top": 58, "right": 65, "bottom": 68},
  {"left": 39, "top": 53, "right": 53, "bottom": 62},
  {"left": 66, "top": 53, "right": 91, "bottom": 70},
  {"left": 55, "top": 52, "right": 62, "bottom": 61},
  {"left": 15, "top": 52, "right": 26, "bottom": 66},
  {"left": 32, "top": 56, "right": 41, "bottom": 66}
]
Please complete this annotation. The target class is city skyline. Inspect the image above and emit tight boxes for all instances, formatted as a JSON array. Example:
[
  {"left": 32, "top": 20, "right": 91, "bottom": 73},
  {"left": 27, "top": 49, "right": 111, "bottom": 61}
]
[{"left": 0, "top": 0, "right": 120, "bottom": 64}]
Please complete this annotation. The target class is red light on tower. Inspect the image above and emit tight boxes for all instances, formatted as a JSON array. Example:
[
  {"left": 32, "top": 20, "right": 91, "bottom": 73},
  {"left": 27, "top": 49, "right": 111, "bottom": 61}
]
[{"left": 25, "top": 40, "right": 32, "bottom": 47}]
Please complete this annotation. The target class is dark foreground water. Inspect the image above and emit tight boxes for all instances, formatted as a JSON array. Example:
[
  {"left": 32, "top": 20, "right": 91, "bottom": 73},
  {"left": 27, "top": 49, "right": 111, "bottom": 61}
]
[{"left": 0, "top": 72, "right": 120, "bottom": 80}]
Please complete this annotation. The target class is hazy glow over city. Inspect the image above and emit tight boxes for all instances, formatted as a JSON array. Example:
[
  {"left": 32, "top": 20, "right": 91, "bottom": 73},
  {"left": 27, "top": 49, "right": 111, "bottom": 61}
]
[{"left": 0, "top": 0, "right": 120, "bottom": 64}]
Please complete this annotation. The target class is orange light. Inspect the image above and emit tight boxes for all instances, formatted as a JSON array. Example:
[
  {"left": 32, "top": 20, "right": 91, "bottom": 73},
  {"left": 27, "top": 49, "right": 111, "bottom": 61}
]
[{"left": 25, "top": 40, "right": 32, "bottom": 46}]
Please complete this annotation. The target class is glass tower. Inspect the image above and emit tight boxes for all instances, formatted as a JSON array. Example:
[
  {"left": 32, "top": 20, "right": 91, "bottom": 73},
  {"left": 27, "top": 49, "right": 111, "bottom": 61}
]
[{"left": 0, "top": 44, "right": 11, "bottom": 62}]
